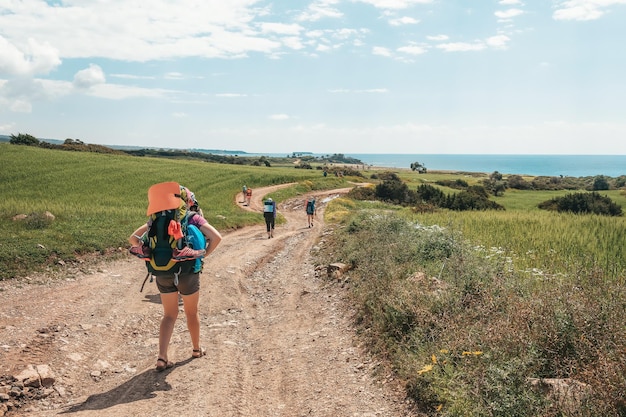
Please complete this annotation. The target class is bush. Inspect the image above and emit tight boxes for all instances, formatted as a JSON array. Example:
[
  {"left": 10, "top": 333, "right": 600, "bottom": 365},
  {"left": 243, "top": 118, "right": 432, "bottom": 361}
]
[
  {"left": 434, "top": 179, "right": 468, "bottom": 190},
  {"left": 347, "top": 185, "right": 376, "bottom": 201},
  {"left": 375, "top": 179, "right": 414, "bottom": 205},
  {"left": 538, "top": 192, "right": 623, "bottom": 216},
  {"left": 10, "top": 133, "right": 40, "bottom": 146}
]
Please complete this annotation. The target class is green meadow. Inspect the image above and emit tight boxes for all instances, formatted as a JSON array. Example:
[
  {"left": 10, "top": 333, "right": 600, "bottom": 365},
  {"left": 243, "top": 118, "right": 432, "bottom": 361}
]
[
  {"left": 0, "top": 143, "right": 346, "bottom": 279},
  {"left": 2, "top": 143, "right": 625, "bottom": 415}
]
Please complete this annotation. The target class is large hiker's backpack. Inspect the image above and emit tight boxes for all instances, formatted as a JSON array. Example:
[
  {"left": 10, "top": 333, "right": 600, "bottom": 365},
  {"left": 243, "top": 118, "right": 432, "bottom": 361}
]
[
  {"left": 306, "top": 199, "right": 315, "bottom": 214},
  {"left": 138, "top": 182, "right": 205, "bottom": 290},
  {"left": 145, "top": 210, "right": 205, "bottom": 275}
]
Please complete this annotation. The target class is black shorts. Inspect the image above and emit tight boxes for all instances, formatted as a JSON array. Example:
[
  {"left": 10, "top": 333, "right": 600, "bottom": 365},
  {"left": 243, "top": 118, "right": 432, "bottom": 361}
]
[{"left": 156, "top": 272, "right": 200, "bottom": 295}]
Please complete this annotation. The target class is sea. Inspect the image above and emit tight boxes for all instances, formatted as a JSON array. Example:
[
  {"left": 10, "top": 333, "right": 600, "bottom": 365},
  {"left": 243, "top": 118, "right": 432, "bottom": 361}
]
[
  {"left": 248, "top": 154, "right": 624, "bottom": 178},
  {"left": 348, "top": 154, "right": 626, "bottom": 178}
]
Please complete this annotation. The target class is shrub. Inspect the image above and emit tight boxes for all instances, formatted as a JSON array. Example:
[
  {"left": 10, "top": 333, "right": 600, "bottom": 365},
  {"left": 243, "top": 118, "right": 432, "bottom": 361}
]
[
  {"left": 347, "top": 185, "right": 376, "bottom": 201},
  {"left": 538, "top": 192, "right": 623, "bottom": 216}
]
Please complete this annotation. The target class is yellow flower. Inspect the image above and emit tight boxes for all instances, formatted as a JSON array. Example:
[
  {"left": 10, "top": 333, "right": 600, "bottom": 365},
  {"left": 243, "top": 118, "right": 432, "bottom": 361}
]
[
  {"left": 436, "top": 404, "right": 443, "bottom": 412},
  {"left": 439, "top": 349, "right": 449, "bottom": 354},
  {"left": 417, "top": 364, "right": 433, "bottom": 375},
  {"left": 462, "top": 351, "right": 483, "bottom": 356},
  {"left": 431, "top": 354, "right": 438, "bottom": 364}
]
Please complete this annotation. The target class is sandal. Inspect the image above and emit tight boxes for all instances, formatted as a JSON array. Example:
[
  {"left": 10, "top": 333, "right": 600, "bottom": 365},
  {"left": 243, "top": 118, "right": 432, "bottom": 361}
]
[
  {"left": 192, "top": 348, "right": 206, "bottom": 359},
  {"left": 155, "top": 358, "right": 174, "bottom": 372}
]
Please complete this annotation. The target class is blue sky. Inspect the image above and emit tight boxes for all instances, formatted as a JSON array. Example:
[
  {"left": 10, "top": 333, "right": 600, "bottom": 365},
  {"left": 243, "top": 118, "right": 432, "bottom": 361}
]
[{"left": 1, "top": 0, "right": 625, "bottom": 154}]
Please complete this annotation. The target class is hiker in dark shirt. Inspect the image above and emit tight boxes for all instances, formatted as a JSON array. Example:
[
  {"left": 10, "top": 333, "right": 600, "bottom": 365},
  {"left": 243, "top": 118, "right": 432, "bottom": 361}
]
[
  {"left": 263, "top": 197, "right": 277, "bottom": 239},
  {"left": 305, "top": 197, "right": 316, "bottom": 228}
]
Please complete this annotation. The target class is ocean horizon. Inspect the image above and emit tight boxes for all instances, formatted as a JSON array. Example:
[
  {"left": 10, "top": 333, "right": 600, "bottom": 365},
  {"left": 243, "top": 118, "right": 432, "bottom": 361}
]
[
  {"left": 349, "top": 154, "right": 626, "bottom": 178},
  {"left": 239, "top": 153, "right": 626, "bottom": 178}
]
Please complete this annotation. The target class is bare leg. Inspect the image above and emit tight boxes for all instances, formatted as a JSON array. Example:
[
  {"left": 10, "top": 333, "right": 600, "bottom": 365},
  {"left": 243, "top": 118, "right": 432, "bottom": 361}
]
[
  {"left": 181, "top": 290, "right": 202, "bottom": 355},
  {"left": 158, "top": 292, "right": 180, "bottom": 364}
]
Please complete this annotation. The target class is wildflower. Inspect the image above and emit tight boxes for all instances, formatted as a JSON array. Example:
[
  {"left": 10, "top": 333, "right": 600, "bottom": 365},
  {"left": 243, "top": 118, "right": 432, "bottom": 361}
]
[
  {"left": 431, "top": 354, "right": 437, "bottom": 364},
  {"left": 462, "top": 351, "right": 483, "bottom": 356},
  {"left": 436, "top": 404, "right": 443, "bottom": 412},
  {"left": 417, "top": 364, "right": 433, "bottom": 375}
]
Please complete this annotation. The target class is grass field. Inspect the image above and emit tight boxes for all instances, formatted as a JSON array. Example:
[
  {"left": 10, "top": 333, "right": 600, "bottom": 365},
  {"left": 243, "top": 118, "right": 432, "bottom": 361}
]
[{"left": 0, "top": 143, "right": 347, "bottom": 279}]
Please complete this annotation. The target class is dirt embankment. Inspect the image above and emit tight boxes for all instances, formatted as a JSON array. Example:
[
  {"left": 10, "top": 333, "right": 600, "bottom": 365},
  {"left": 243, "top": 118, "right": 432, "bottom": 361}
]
[{"left": 0, "top": 185, "right": 416, "bottom": 417}]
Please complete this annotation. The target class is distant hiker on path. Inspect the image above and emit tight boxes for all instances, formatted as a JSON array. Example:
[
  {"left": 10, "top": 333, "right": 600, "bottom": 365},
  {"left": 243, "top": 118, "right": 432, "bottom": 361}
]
[
  {"left": 242, "top": 185, "right": 247, "bottom": 203},
  {"left": 128, "top": 182, "right": 222, "bottom": 372},
  {"left": 306, "top": 196, "right": 316, "bottom": 228},
  {"left": 245, "top": 187, "right": 252, "bottom": 206},
  {"left": 263, "top": 197, "right": 277, "bottom": 239}
]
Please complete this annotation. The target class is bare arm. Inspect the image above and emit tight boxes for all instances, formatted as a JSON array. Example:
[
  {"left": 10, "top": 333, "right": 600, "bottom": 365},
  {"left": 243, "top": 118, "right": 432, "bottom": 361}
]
[
  {"left": 200, "top": 223, "right": 222, "bottom": 256},
  {"left": 129, "top": 224, "right": 148, "bottom": 246}
]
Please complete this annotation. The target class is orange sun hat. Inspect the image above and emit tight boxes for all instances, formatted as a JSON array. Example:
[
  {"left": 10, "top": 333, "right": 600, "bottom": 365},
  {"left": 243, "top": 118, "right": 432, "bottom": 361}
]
[{"left": 147, "top": 182, "right": 182, "bottom": 215}]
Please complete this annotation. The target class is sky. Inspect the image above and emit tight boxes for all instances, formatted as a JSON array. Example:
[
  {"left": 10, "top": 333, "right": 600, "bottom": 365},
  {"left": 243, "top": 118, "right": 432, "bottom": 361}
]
[{"left": 1, "top": 0, "right": 625, "bottom": 155}]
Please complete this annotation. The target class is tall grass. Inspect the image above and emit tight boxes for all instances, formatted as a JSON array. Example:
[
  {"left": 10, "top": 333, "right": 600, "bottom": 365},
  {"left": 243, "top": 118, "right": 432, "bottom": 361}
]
[
  {"left": 316, "top": 206, "right": 626, "bottom": 415},
  {"left": 412, "top": 210, "right": 626, "bottom": 283},
  {"left": 0, "top": 144, "right": 345, "bottom": 279}
]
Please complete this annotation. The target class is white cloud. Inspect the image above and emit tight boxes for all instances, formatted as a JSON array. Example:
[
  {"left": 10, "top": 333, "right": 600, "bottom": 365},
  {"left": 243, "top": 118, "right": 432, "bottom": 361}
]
[
  {"left": 495, "top": 8, "right": 525, "bottom": 19},
  {"left": 260, "top": 22, "right": 304, "bottom": 35},
  {"left": 269, "top": 114, "right": 289, "bottom": 120},
  {"left": 553, "top": 0, "right": 625, "bottom": 21},
  {"left": 372, "top": 46, "right": 393, "bottom": 56},
  {"left": 397, "top": 44, "right": 428, "bottom": 55},
  {"left": 215, "top": 93, "right": 248, "bottom": 98},
  {"left": 355, "top": 0, "right": 434, "bottom": 10},
  {"left": 0, "top": 37, "right": 61, "bottom": 76},
  {"left": 0, "top": 2, "right": 284, "bottom": 62},
  {"left": 110, "top": 74, "right": 156, "bottom": 80},
  {"left": 499, "top": 0, "right": 523, "bottom": 5},
  {"left": 297, "top": 1, "right": 343, "bottom": 21},
  {"left": 427, "top": 34, "right": 449, "bottom": 41},
  {"left": 282, "top": 36, "right": 306, "bottom": 50},
  {"left": 73, "top": 64, "right": 106, "bottom": 89},
  {"left": 436, "top": 42, "right": 486, "bottom": 52},
  {"left": 316, "top": 44, "right": 332, "bottom": 52},
  {"left": 85, "top": 83, "right": 171, "bottom": 100},
  {"left": 172, "top": 112, "right": 188, "bottom": 118},
  {"left": 486, "top": 35, "right": 511, "bottom": 49},
  {"left": 388, "top": 16, "right": 420, "bottom": 26}
]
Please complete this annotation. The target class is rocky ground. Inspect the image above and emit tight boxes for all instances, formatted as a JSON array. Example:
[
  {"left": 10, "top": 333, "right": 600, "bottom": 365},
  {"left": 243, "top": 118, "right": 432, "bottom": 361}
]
[{"left": 0, "top": 185, "right": 417, "bottom": 417}]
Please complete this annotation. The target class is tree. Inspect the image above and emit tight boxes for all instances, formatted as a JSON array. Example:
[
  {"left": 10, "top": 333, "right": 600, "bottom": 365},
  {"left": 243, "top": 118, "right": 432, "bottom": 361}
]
[
  {"left": 10, "top": 133, "right": 40, "bottom": 146},
  {"left": 410, "top": 161, "right": 427, "bottom": 173},
  {"left": 592, "top": 176, "right": 609, "bottom": 191}
]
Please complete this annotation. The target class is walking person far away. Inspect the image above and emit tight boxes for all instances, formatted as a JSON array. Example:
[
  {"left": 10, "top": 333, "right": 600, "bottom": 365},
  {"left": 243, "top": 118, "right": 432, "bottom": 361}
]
[
  {"left": 128, "top": 182, "right": 222, "bottom": 372},
  {"left": 306, "top": 196, "right": 316, "bottom": 228},
  {"left": 245, "top": 186, "right": 252, "bottom": 206},
  {"left": 263, "top": 197, "right": 277, "bottom": 239}
]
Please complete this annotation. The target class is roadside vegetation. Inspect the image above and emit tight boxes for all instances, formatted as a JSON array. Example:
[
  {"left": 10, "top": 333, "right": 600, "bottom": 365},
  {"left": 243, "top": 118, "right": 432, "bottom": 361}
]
[
  {"left": 319, "top": 177, "right": 626, "bottom": 415},
  {"left": 2, "top": 140, "right": 625, "bottom": 415}
]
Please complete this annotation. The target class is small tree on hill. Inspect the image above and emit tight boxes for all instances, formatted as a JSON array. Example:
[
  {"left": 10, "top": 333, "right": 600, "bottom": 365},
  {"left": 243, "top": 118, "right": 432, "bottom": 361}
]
[{"left": 10, "top": 133, "right": 40, "bottom": 146}]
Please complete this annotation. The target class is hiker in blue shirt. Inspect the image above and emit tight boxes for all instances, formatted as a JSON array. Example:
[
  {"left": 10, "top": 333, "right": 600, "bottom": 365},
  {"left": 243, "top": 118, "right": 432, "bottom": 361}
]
[{"left": 263, "top": 197, "right": 277, "bottom": 239}]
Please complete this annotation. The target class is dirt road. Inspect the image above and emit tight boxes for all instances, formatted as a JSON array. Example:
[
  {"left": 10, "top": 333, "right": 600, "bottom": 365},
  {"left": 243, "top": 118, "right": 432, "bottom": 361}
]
[{"left": 0, "top": 185, "right": 413, "bottom": 417}]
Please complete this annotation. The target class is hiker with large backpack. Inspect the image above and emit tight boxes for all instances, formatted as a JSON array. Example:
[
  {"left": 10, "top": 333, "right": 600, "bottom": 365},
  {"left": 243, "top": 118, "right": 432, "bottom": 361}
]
[
  {"left": 305, "top": 196, "right": 316, "bottom": 228},
  {"left": 128, "top": 182, "right": 222, "bottom": 372},
  {"left": 263, "top": 197, "right": 277, "bottom": 239}
]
